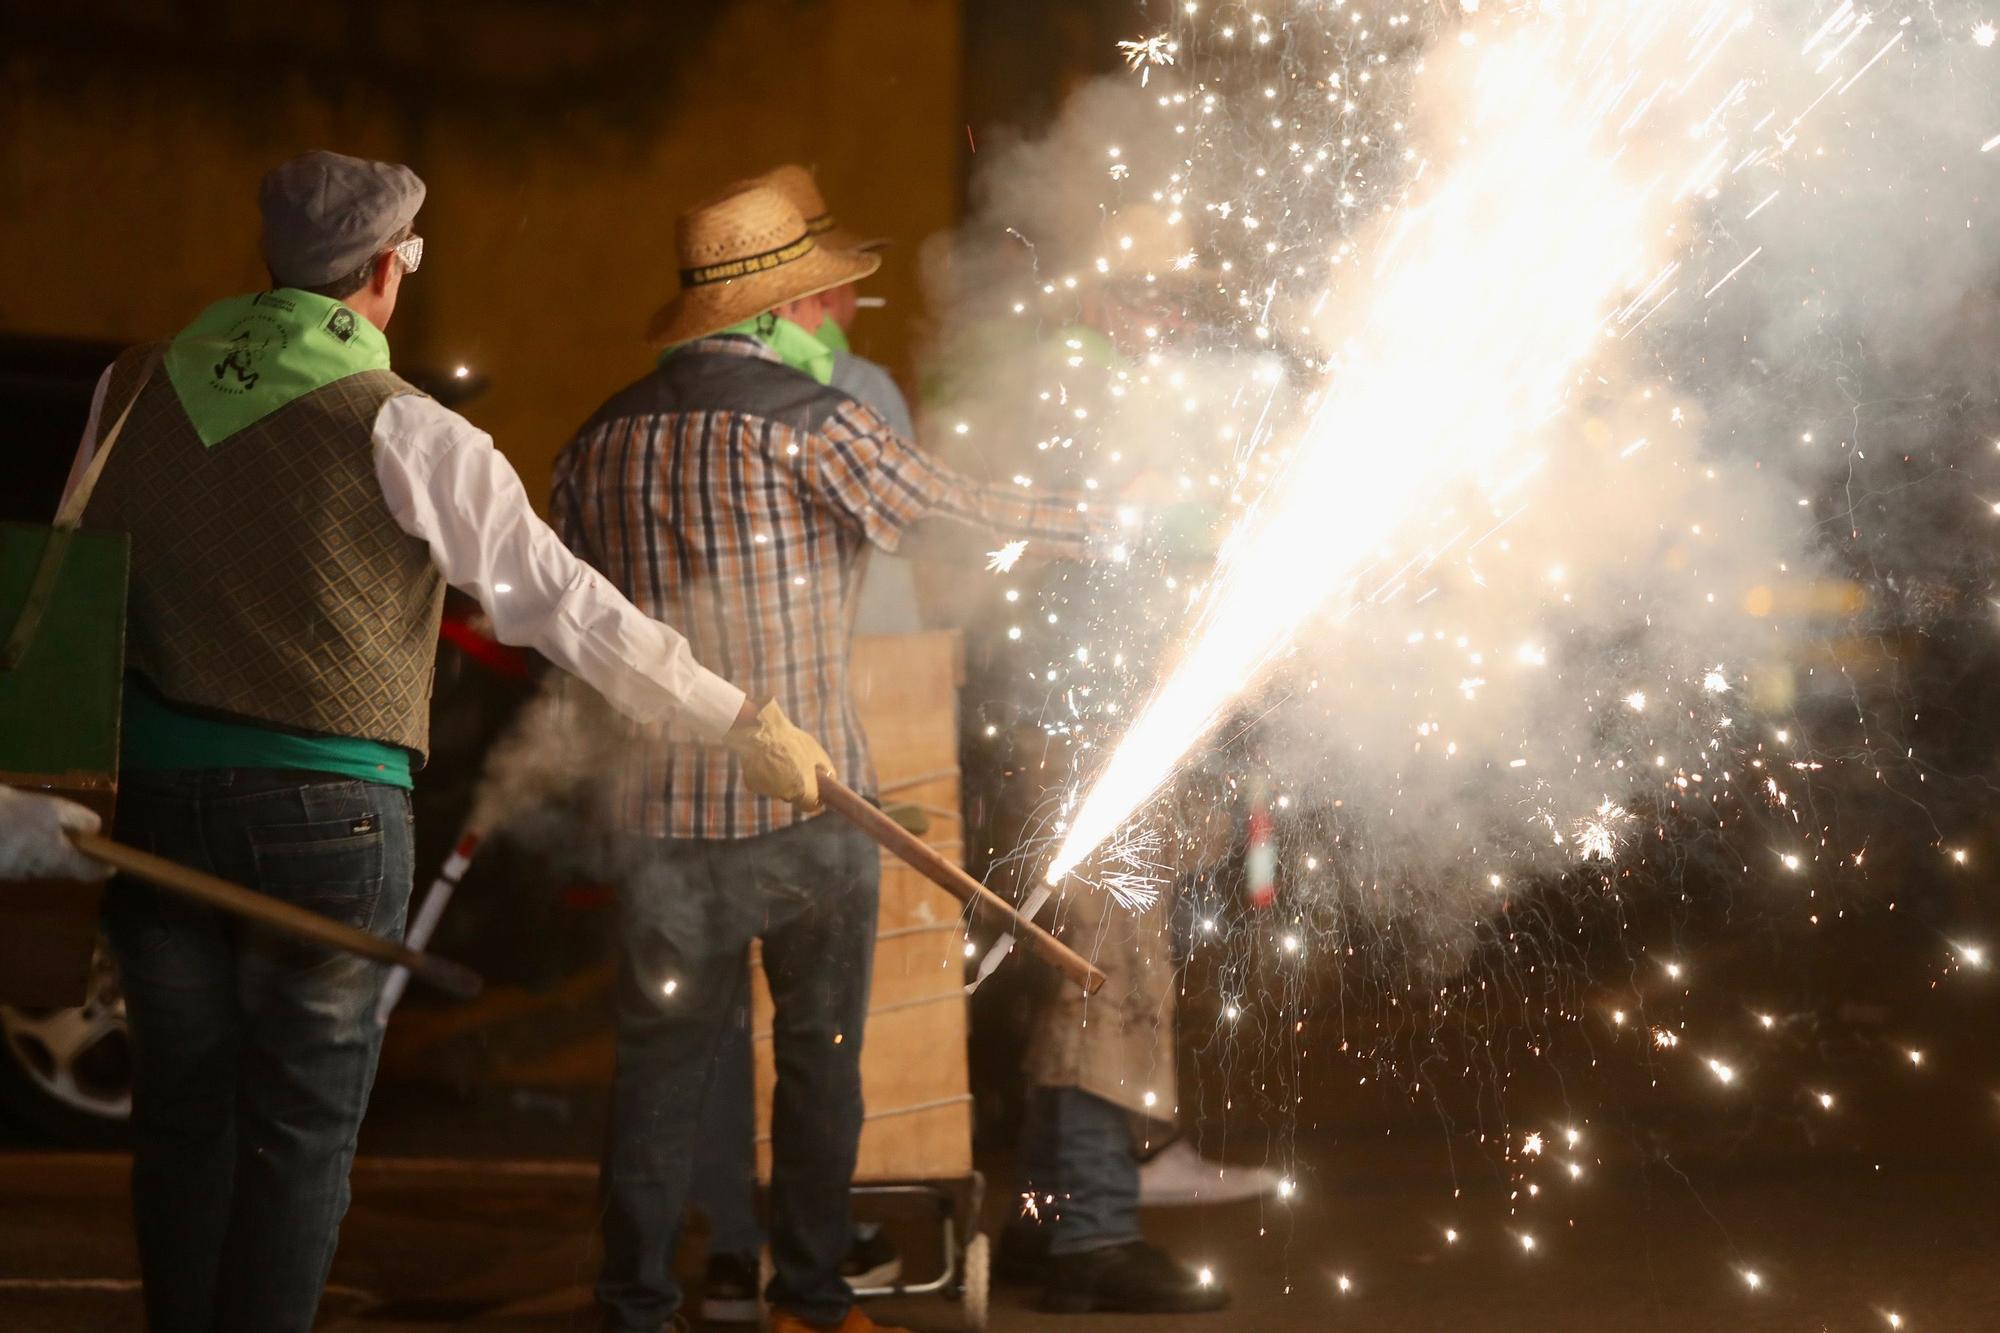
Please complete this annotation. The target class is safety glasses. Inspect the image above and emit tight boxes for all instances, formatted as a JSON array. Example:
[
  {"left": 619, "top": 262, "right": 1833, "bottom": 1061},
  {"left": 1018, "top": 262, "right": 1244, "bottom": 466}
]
[{"left": 392, "top": 234, "right": 425, "bottom": 275}]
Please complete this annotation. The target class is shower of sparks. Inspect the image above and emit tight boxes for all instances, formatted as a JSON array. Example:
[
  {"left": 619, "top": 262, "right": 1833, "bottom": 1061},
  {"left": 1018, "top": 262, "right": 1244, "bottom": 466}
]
[
  {"left": 1572, "top": 800, "right": 1632, "bottom": 861},
  {"left": 987, "top": 540, "right": 1029, "bottom": 573},
  {"left": 1096, "top": 823, "right": 1169, "bottom": 910},
  {"left": 1118, "top": 33, "right": 1180, "bottom": 85},
  {"left": 948, "top": 0, "right": 1995, "bottom": 1320},
  {"left": 1049, "top": 2, "right": 1742, "bottom": 883}
]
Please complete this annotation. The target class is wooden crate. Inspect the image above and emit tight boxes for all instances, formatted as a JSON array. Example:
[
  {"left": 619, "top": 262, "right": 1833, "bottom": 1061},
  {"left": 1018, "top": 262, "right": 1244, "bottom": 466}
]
[{"left": 751, "top": 631, "right": 973, "bottom": 1182}]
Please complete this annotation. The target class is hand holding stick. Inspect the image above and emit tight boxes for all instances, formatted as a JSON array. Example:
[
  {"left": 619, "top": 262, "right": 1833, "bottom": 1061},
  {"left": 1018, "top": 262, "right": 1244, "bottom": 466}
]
[{"left": 816, "top": 773, "right": 1106, "bottom": 995}]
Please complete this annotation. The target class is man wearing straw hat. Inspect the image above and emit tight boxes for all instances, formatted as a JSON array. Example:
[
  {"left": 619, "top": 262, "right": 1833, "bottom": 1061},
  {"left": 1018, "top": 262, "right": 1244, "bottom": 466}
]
[
  {"left": 61, "top": 150, "right": 829, "bottom": 1333},
  {"left": 681, "top": 163, "right": 916, "bottom": 1327},
  {"left": 759, "top": 164, "right": 927, "bottom": 644},
  {"left": 552, "top": 182, "right": 1114, "bottom": 1333}
]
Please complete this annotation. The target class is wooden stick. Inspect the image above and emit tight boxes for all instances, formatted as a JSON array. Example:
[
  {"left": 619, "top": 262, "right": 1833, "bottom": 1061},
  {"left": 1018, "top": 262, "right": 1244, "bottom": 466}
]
[
  {"left": 68, "top": 830, "right": 484, "bottom": 1000},
  {"left": 817, "top": 775, "right": 1106, "bottom": 995}
]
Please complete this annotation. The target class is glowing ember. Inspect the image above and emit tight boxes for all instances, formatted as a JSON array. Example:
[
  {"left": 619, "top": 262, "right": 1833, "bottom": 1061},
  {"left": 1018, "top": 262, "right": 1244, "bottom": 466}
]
[{"left": 987, "top": 540, "right": 1029, "bottom": 573}]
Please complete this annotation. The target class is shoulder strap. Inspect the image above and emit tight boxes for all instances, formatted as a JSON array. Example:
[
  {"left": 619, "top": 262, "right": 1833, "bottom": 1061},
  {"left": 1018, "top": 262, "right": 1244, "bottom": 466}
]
[
  {"left": 1, "top": 347, "right": 161, "bottom": 672},
  {"left": 56, "top": 345, "right": 164, "bottom": 530}
]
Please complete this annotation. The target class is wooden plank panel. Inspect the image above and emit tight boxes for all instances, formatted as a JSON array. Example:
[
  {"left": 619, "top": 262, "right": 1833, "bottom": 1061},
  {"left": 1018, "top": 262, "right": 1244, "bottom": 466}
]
[
  {"left": 752, "top": 631, "right": 972, "bottom": 1185},
  {"left": 759, "top": 1101, "right": 974, "bottom": 1182},
  {"left": 753, "top": 991, "right": 967, "bottom": 1113},
  {"left": 865, "top": 921, "right": 965, "bottom": 1008}
]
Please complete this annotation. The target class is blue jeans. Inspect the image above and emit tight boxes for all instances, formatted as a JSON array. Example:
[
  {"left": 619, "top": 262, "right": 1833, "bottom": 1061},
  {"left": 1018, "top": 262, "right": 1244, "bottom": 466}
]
[
  {"left": 598, "top": 814, "right": 878, "bottom": 1330},
  {"left": 102, "top": 768, "right": 413, "bottom": 1333},
  {"left": 1015, "top": 1086, "right": 1142, "bottom": 1255}
]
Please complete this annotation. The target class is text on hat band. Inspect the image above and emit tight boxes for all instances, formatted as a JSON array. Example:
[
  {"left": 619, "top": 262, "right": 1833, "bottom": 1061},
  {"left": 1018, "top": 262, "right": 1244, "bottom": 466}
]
[{"left": 680, "top": 231, "right": 815, "bottom": 288}]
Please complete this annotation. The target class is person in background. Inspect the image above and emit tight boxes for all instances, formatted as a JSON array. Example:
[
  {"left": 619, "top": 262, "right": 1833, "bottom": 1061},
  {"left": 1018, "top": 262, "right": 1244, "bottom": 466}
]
[
  {"left": 944, "top": 209, "right": 1269, "bottom": 1317},
  {"left": 64, "top": 151, "right": 824, "bottom": 1333},
  {"left": 685, "top": 164, "right": 907, "bottom": 1328},
  {"left": 552, "top": 182, "right": 1117, "bottom": 1333}
]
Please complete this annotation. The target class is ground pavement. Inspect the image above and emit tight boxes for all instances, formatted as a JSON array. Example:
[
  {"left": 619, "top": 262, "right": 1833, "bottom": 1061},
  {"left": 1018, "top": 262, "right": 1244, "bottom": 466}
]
[{"left": 4, "top": 1116, "right": 1997, "bottom": 1331}]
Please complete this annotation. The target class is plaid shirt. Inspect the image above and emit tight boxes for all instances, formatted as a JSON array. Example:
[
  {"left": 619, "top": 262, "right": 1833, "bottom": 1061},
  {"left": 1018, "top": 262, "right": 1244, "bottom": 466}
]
[{"left": 552, "top": 334, "right": 1108, "bottom": 840}]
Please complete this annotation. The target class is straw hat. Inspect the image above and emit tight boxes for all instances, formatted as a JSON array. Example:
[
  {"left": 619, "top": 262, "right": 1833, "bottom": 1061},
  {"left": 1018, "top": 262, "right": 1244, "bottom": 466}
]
[
  {"left": 751, "top": 163, "right": 886, "bottom": 254},
  {"left": 646, "top": 184, "right": 879, "bottom": 347}
]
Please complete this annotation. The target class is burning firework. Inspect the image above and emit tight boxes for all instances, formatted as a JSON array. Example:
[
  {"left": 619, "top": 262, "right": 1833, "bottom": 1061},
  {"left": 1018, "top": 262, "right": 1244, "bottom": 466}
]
[
  {"left": 936, "top": 0, "right": 2000, "bottom": 1319},
  {"left": 1051, "top": 3, "right": 1722, "bottom": 883}
]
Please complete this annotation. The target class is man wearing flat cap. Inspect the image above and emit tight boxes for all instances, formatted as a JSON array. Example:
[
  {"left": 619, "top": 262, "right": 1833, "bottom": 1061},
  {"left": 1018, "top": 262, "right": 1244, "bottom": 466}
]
[
  {"left": 63, "top": 150, "right": 830, "bottom": 1333},
  {"left": 551, "top": 181, "right": 1117, "bottom": 1333}
]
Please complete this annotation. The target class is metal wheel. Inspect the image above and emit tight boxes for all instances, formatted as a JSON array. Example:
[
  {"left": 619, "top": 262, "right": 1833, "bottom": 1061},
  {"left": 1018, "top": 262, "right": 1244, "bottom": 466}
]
[
  {"left": 961, "top": 1232, "right": 990, "bottom": 1330},
  {"left": 0, "top": 940, "right": 131, "bottom": 1141}
]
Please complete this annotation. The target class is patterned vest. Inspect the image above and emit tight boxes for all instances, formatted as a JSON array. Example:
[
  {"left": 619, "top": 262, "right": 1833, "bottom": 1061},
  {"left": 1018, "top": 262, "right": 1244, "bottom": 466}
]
[{"left": 81, "top": 343, "right": 446, "bottom": 757}]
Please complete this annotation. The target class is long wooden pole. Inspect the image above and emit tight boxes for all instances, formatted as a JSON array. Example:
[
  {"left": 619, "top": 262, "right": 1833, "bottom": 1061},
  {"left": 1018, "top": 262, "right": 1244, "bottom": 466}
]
[
  {"left": 817, "top": 775, "right": 1106, "bottom": 995},
  {"left": 68, "top": 830, "right": 484, "bottom": 1000}
]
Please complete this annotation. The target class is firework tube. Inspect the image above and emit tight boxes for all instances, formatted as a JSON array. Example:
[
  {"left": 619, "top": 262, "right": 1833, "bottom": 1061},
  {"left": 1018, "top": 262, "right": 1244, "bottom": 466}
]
[
  {"left": 971, "top": 883, "right": 1053, "bottom": 992},
  {"left": 817, "top": 774, "right": 1106, "bottom": 995},
  {"left": 375, "top": 825, "right": 485, "bottom": 1025},
  {"left": 68, "top": 830, "right": 483, "bottom": 1000}
]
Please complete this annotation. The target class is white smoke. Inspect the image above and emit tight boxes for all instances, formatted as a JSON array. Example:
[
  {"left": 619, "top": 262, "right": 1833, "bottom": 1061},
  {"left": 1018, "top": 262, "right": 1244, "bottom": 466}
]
[{"left": 926, "top": 2, "right": 2000, "bottom": 964}]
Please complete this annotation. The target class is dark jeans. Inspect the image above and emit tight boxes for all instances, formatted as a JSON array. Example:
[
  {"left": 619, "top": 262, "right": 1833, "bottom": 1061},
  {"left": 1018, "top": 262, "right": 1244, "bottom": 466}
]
[
  {"left": 598, "top": 814, "right": 878, "bottom": 1330},
  {"left": 102, "top": 768, "right": 413, "bottom": 1333},
  {"left": 1015, "top": 1086, "right": 1142, "bottom": 1255},
  {"left": 689, "top": 991, "right": 767, "bottom": 1258}
]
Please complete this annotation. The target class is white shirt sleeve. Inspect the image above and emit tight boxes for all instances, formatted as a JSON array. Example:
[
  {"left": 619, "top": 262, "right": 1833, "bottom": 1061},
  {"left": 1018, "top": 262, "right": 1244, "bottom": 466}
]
[{"left": 370, "top": 393, "right": 746, "bottom": 741}]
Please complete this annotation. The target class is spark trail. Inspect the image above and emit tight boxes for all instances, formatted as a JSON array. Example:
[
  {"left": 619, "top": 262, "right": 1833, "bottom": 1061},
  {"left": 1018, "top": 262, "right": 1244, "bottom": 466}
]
[{"left": 1048, "top": 2, "right": 1734, "bottom": 884}]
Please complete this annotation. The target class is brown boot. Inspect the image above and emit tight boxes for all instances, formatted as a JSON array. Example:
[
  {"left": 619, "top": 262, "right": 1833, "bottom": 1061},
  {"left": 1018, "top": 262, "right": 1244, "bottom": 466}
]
[{"left": 766, "top": 1308, "right": 913, "bottom": 1333}]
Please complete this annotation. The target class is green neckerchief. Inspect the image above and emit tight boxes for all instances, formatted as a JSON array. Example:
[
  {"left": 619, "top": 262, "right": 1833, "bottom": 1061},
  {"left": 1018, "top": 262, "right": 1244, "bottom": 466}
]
[
  {"left": 814, "top": 316, "right": 851, "bottom": 357},
  {"left": 166, "top": 288, "right": 391, "bottom": 447},
  {"left": 664, "top": 313, "right": 834, "bottom": 386}
]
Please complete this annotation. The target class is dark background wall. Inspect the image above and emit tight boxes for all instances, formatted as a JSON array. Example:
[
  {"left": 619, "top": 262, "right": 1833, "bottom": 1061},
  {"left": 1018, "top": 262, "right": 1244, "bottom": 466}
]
[{"left": 0, "top": 0, "right": 967, "bottom": 503}]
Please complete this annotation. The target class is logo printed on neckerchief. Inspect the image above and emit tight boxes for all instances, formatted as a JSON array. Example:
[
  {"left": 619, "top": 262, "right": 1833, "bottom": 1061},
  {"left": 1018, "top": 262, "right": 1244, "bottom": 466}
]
[{"left": 211, "top": 313, "right": 289, "bottom": 395}]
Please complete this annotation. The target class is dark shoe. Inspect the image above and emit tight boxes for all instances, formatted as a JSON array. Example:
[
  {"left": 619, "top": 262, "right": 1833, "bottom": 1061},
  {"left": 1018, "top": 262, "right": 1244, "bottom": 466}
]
[
  {"left": 1040, "top": 1239, "right": 1231, "bottom": 1314},
  {"left": 699, "top": 1251, "right": 760, "bottom": 1325},
  {"left": 995, "top": 1225, "right": 1051, "bottom": 1286},
  {"left": 841, "top": 1222, "right": 903, "bottom": 1288}
]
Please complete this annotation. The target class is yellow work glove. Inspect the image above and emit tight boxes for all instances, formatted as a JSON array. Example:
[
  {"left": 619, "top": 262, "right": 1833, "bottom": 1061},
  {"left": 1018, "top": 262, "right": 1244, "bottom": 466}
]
[{"left": 723, "top": 701, "right": 834, "bottom": 810}]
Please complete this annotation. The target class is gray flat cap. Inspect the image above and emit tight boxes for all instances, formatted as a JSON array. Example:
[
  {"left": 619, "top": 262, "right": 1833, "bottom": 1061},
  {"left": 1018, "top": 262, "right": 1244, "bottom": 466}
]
[{"left": 260, "top": 150, "right": 426, "bottom": 287}]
